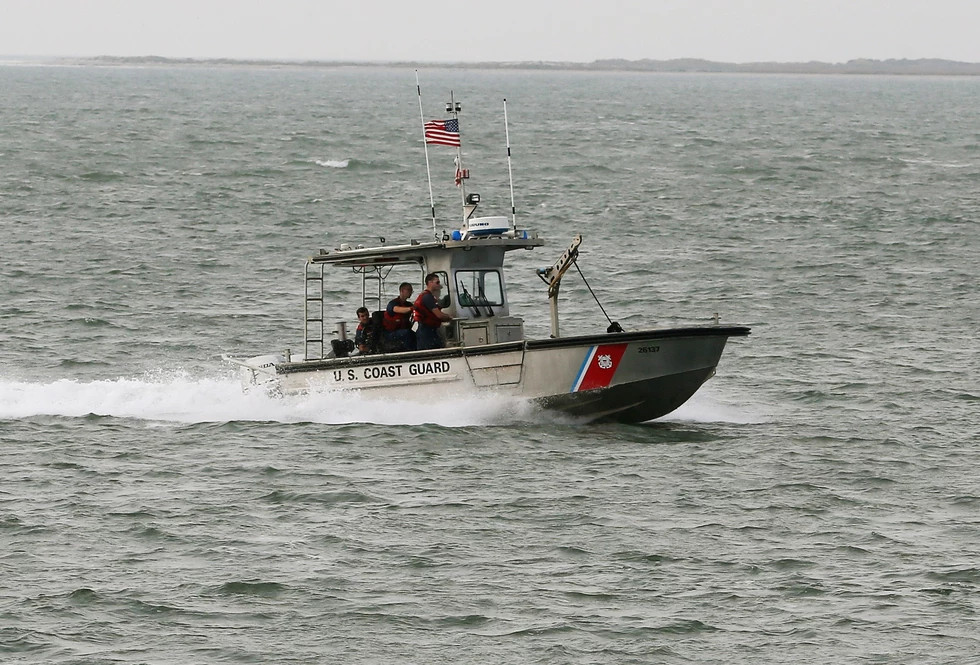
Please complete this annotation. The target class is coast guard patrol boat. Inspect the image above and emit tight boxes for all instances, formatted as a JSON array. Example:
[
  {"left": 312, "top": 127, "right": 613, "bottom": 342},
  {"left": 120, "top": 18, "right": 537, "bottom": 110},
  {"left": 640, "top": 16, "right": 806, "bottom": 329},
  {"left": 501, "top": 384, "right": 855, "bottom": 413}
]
[{"left": 227, "top": 93, "right": 749, "bottom": 423}]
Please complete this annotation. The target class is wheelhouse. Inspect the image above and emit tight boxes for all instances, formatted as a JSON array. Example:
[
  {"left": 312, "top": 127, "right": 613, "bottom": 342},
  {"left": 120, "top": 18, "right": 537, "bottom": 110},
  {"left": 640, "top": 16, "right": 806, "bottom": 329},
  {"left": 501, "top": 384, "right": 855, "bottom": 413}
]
[{"left": 303, "top": 232, "right": 543, "bottom": 359}]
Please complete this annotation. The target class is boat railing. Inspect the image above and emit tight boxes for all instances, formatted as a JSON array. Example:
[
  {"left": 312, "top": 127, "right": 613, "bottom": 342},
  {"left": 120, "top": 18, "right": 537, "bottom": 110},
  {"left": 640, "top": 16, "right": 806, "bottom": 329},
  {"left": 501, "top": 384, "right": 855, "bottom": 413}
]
[{"left": 304, "top": 261, "right": 325, "bottom": 360}]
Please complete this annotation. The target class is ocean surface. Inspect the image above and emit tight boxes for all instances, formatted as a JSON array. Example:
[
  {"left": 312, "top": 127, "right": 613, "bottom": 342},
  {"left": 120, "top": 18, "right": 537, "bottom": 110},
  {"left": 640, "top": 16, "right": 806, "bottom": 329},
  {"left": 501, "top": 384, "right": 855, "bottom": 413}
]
[{"left": 1, "top": 64, "right": 978, "bottom": 663}]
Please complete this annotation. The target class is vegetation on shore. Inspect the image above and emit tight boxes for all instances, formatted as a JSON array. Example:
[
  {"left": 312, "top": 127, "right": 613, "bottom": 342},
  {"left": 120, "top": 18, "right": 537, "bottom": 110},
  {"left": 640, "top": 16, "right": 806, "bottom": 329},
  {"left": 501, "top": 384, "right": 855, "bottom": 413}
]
[{"left": 37, "top": 55, "right": 980, "bottom": 76}]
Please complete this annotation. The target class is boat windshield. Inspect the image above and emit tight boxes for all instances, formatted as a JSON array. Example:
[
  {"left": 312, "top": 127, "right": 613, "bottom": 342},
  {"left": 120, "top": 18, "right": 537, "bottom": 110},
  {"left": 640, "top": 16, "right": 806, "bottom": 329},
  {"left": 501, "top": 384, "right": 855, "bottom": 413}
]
[{"left": 456, "top": 269, "right": 503, "bottom": 306}]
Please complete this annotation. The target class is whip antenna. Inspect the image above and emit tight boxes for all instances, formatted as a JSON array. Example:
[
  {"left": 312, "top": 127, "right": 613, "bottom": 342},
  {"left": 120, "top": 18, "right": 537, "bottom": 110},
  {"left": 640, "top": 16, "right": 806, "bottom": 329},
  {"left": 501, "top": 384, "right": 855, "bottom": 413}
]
[
  {"left": 503, "top": 98, "right": 517, "bottom": 231},
  {"left": 415, "top": 70, "right": 437, "bottom": 239}
]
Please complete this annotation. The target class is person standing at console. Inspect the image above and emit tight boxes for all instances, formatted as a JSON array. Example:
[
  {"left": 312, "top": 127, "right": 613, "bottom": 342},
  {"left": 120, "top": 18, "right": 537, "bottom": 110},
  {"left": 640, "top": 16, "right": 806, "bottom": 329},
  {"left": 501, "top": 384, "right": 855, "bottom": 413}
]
[
  {"left": 414, "top": 273, "right": 452, "bottom": 350},
  {"left": 382, "top": 282, "right": 416, "bottom": 352}
]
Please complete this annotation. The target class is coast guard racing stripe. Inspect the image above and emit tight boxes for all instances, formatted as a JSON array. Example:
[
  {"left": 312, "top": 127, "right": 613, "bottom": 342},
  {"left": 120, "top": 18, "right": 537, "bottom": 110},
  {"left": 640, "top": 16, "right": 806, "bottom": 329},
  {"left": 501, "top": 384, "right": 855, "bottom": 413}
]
[{"left": 570, "top": 343, "right": 628, "bottom": 392}]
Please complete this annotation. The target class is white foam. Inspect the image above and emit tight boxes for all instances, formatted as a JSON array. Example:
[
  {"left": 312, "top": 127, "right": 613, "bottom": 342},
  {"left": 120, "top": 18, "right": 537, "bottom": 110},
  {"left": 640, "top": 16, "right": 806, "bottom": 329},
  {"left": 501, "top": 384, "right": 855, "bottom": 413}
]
[
  {"left": 1, "top": 370, "right": 762, "bottom": 428},
  {"left": 0, "top": 371, "right": 541, "bottom": 427},
  {"left": 314, "top": 159, "right": 349, "bottom": 168}
]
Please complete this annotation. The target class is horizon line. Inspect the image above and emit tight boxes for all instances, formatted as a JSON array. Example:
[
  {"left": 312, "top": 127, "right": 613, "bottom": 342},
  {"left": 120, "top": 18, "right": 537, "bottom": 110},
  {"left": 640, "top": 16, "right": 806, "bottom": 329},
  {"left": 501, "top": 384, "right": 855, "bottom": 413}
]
[{"left": 2, "top": 54, "right": 980, "bottom": 66}]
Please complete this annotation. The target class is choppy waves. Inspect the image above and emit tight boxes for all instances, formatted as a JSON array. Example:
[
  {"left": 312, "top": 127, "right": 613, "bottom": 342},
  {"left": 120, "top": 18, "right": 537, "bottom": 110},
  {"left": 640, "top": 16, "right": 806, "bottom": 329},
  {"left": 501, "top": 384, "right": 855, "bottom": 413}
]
[{"left": 2, "top": 65, "right": 979, "bottom": 664}]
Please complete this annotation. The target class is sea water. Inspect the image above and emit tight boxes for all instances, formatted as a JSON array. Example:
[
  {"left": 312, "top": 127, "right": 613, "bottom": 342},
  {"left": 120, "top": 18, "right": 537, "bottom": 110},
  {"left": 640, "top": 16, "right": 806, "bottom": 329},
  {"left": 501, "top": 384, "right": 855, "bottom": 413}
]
[{"left": 1, "top": 64, "right": 978, "bottom": 663}]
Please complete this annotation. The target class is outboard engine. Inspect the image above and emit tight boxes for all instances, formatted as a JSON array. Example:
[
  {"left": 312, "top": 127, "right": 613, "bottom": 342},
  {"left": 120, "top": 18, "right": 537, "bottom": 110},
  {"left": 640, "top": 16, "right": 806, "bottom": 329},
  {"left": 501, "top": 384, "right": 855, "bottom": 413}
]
[{"left": 330, "top": 338, "right": 354, "bottom": 358}]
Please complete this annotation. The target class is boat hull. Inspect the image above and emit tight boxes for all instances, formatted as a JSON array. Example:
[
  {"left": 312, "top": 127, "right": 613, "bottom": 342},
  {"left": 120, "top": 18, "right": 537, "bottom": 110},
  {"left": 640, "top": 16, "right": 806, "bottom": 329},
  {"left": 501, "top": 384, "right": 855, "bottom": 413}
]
[
  {"left": 535, "top": 366, "right": 716, "bottom": 422},
  {"left": 235, "top": 326, "right": 749, "bottom": 423}
]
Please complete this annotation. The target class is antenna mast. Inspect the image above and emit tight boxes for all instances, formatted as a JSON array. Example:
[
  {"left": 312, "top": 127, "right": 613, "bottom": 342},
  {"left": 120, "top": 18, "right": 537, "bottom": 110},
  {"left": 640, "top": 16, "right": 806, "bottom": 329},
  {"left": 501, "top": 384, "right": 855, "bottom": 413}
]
[
  {"left": 503, "top": 98, "right": 517, "bottom": 232},
  {"left": 446, "top": 92, "right": 467, "bottom": 227},
  {"left": 416, "top": 70, "right": 437, "bottom": 239}
]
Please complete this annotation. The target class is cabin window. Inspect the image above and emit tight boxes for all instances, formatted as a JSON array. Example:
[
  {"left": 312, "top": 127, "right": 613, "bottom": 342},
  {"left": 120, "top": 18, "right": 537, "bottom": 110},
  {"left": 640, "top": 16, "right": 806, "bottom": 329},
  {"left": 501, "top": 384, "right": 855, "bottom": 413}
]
[
  {"left": 454, "top": 270, "right": 503, "bottom": 306},
  {"left": 433, "top": 271, "right": 451, "bottom": 308}
]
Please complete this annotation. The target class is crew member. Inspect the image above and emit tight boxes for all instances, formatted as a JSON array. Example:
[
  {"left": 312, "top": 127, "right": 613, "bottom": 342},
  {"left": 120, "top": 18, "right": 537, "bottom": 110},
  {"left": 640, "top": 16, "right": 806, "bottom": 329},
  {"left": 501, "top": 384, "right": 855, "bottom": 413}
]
[
  {"left": 353, "top": 306, "right": 377, "bottom": 354},
  {"left": 414, "top": 273, "right": 452, "bottom": 350},
  {"left": 382, "top": 282, "right": 416, "bottom": 352}
]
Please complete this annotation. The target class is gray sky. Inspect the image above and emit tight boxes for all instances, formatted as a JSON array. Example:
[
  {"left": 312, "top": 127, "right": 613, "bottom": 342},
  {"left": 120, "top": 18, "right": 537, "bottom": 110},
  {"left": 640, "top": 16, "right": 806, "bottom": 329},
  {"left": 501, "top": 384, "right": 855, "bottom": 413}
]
[{"left": 3, "top": 0, "right": 979, "bottom": 64}]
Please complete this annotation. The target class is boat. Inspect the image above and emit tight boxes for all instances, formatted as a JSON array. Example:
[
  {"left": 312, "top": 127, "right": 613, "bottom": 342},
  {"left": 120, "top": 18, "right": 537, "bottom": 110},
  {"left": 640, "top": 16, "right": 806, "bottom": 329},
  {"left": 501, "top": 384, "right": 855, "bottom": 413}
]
[{"left": 226, "top": 92, "right": 749, "bottom": 423}]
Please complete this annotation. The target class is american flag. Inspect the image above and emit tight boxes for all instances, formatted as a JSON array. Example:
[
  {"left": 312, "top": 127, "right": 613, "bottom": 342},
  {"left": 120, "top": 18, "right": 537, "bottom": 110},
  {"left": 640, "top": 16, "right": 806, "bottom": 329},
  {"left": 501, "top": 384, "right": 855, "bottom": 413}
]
[{"left": 424, "top": 119, "right": 461, "bottom": 147}]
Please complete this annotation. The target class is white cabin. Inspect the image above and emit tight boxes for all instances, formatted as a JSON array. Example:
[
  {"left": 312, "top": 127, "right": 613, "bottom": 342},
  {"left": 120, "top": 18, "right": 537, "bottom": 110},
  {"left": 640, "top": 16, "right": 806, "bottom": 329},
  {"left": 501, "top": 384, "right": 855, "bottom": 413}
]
[{"left": 304, "top": 230, "right": 544, "bottom": 359}]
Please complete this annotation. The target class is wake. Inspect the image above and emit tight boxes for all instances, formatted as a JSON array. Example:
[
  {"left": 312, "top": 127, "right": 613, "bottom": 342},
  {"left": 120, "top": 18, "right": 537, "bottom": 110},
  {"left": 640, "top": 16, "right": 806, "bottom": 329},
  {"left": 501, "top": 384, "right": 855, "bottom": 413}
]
[
  {"left": 0, "top": 371, "right": 760, "bottom": 427},
  {"left": 0, "top": 371, "right": 539, "bottom": 427}
]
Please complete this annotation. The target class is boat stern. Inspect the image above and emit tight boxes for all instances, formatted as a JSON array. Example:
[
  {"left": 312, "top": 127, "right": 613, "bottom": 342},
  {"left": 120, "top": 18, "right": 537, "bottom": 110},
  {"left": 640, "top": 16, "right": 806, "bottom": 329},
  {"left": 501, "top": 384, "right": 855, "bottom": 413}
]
[{"left": 223, "top": 352, "right": 289, "bottom": 393}]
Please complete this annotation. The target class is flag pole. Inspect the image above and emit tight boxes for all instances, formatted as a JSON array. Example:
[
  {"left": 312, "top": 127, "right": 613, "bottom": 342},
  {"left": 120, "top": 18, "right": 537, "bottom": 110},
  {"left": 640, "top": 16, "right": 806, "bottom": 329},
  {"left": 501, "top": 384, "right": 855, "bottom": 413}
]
[
  {"left": 416, "top": 70, "right": 437, "bottom": 240},
  {"left": 446, "top": 91, "right": 466, "bottom": 227},
  {"left": 503, "top": 98, "right": 517, "bottom": 232}
]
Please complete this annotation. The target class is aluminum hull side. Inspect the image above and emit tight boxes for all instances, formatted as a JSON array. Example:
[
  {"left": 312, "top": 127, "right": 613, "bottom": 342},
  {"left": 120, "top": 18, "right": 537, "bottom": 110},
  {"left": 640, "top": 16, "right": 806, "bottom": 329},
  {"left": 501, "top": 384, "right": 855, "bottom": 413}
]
[
  {"left": 519, "top": 330, "right": 736, "bottom": 397},
  {"left": 276, "top": 348, "right": 519, "bottom": 400}
]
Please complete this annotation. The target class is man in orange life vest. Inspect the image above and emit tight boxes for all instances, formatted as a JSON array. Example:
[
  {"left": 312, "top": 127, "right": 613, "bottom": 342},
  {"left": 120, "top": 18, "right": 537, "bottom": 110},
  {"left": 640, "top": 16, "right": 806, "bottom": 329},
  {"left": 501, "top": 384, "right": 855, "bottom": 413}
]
[
  {"left": 414, "top": 273, "right": 453, "bottom": 350},
  {"left": 382, "top": 282, "right": 416, "bottom": 352}
]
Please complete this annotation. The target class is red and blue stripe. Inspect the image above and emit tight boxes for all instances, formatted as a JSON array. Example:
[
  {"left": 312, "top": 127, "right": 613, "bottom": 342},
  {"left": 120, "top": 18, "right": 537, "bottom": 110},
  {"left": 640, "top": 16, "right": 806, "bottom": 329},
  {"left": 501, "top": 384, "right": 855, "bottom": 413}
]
[{"left": 570, "top": 343, "right": 628, "bottom": 392}]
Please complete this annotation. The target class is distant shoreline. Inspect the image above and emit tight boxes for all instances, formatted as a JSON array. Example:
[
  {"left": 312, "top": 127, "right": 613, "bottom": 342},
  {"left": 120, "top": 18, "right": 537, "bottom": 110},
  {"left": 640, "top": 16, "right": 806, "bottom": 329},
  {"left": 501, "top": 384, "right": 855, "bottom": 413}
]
[{"left": 6, "top": 55, "right": 980, "bottom": 76}]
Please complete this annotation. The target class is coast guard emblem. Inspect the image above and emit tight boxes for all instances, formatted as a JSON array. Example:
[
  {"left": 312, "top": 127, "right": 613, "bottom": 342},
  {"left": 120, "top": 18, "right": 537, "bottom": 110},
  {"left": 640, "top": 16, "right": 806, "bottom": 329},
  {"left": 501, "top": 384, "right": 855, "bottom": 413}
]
[{"left": 571, "top": 343, "right": 628, "bottom": 392}]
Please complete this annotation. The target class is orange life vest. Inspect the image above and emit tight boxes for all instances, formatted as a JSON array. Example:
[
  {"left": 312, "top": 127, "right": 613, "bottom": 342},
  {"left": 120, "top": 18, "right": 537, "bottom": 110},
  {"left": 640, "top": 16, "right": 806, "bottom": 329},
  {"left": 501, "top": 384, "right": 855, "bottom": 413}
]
[
  {"left": 382, "top": 298, "right": 412, "bottom": 331},
  {"left": 413, "top": 291, "right": 442, "bottom": 328}
]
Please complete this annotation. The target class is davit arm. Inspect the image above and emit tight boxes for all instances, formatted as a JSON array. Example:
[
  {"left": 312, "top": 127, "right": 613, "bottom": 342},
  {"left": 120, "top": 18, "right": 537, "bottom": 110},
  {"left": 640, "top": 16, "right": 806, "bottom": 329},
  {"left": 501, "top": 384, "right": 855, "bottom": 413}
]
[{"left": 536, "top": 234, "right": 583, "bottom": 338}]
